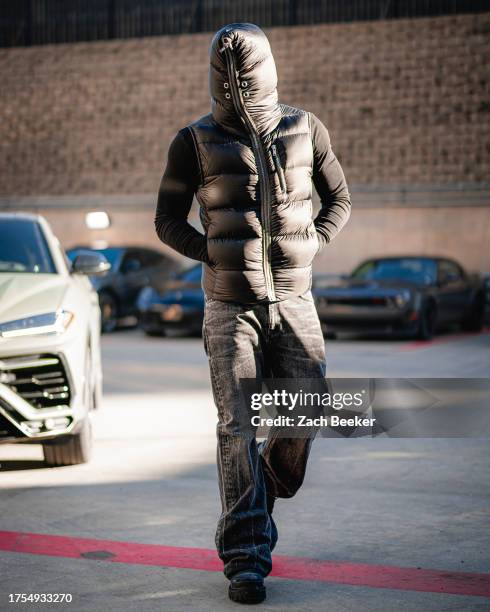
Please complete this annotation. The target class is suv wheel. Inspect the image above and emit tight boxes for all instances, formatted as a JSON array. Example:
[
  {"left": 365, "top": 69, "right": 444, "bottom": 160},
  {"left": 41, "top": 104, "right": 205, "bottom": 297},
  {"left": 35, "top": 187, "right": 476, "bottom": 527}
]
[
  {"left": 43, "top": 348, "right": 94, "bottom": 466},
  {"left": 43, "top": 417, "right": 93, "bottom": 466}
]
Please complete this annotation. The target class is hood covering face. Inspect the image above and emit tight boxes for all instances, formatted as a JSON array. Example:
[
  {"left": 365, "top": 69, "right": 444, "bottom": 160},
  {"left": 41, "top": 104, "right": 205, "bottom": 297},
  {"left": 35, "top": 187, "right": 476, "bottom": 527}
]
[{"left": 209, "top": 23, "right": 282, "bottom": 138}]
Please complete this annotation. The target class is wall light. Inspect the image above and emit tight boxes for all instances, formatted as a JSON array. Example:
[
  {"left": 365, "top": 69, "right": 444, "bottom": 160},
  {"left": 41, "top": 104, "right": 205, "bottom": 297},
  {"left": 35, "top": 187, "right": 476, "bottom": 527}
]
[{"left": 85, "top": 211, "right": 111, "bottom": 230}]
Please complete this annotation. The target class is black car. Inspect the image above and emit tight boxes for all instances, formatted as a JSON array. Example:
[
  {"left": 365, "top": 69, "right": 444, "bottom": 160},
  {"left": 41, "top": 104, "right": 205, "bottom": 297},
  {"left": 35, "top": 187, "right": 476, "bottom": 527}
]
[
  {"left": 137, "top": 264, "right": 204, "bottom": 336},
  {"left": 313, "top": 256, "right": 486, "bottom": 339},
  {"left": 67, "top": 246, "right": 182, "bottom": 332}
]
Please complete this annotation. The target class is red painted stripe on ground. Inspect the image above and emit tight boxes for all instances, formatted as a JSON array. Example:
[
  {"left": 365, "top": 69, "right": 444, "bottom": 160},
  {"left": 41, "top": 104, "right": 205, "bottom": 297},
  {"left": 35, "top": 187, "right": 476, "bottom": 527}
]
[
  {"left": 399, "top": 327, "right": 490, "bottom": 351},
  {"left": 1, "top": 530, "right": 489, "bottom": 597}
]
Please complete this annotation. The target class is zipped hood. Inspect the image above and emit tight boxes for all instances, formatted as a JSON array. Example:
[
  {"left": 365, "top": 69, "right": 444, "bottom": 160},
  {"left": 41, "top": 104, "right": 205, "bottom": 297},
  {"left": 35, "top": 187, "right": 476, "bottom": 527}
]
[{"left": 209, "top": 23, "right": 282, "bottom": 138}]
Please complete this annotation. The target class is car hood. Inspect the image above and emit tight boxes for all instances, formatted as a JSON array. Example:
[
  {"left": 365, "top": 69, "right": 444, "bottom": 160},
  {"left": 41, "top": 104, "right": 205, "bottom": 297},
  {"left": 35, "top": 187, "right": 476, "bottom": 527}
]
[
  {"left": 316, "top": 279, "right": 419, "bottom": 297},
  {"left": 0, "top": 274, "right": 69, "bottom": 324}
]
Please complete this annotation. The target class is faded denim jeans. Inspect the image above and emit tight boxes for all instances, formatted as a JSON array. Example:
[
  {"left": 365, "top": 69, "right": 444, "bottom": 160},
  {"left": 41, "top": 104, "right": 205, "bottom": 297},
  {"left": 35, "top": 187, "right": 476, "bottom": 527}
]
[{"left": 202, "top": 291, "right": 326, "bottom": 578}]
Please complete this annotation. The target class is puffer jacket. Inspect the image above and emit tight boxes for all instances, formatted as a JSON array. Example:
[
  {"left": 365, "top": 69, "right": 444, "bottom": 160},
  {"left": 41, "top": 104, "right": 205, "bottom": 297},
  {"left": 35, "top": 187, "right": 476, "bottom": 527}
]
[
  {"left": 193, "top": 23, "right": 320, "bottom": 303},
  {"left": 155, "top": 22, "right": 351, "bottom": 304}
]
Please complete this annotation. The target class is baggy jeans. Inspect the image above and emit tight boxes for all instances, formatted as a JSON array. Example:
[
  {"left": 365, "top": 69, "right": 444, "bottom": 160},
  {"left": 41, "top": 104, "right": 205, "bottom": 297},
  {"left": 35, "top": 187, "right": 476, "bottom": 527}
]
[{"left": 202, "top": 290, "right": 326, "bottom": 578}]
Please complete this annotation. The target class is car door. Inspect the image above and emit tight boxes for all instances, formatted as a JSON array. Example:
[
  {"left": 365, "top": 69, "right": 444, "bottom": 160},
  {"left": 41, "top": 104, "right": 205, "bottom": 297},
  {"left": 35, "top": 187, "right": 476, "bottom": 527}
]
[{"left": 436, "top": 260, "right": 471, "bottom": 324}]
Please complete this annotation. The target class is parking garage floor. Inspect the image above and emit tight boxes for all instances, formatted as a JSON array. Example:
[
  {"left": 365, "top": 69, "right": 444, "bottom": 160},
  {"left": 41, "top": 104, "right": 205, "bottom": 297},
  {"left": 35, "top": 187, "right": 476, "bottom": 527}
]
[{"left": 1, "top": 329, "right": 489, "bottom": 611}]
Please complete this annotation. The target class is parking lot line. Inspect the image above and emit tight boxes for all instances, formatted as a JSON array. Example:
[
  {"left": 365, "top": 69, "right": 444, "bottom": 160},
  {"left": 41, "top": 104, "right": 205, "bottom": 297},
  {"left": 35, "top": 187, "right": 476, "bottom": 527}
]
[{"left": 1, "top": 530, "right": 489, "bottom": 598}]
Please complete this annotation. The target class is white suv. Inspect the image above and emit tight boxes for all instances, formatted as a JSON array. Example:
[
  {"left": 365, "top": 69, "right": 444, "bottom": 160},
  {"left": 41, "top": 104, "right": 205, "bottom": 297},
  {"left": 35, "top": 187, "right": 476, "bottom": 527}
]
[{"left": 0, "top": 213, "right": 109, "bottom": 466}]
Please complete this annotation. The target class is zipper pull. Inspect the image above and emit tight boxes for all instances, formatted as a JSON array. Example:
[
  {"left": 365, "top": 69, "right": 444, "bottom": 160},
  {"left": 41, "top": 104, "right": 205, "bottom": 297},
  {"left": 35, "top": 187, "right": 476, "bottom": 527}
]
[
  {"left": 269, "top": 143, "right": 278, "bottom": 172},
  {"left": 220, "top": 36, "right": 233, "bottom": 53}
]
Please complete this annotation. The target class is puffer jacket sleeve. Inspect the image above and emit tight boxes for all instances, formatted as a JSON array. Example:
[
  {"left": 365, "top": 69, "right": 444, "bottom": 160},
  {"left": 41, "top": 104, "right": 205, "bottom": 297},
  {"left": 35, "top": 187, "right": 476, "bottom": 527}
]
[
  {"left": 154, "top": 128, "right": 209, "bottom": 263},
  {"left": 310, "top": 113, "right": 352, "bottom": 250}
]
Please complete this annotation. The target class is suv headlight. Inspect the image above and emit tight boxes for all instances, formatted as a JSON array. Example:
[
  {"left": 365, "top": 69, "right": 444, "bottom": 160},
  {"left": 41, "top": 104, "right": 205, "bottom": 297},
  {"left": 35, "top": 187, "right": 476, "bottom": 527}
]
[
  {"left": 0, "top": 310, "right": 74, "bottom": 338},
  {"left": 394, "top": 291, "right": 411, "bottom": 308}
]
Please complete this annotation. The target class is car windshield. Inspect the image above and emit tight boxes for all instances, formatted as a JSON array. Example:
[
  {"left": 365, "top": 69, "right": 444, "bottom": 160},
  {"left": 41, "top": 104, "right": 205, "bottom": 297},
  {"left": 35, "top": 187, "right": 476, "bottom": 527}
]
[
  {"left": 351, "top": 258, "right": 436, "bottom": 285},
  {"left": 0, "top": 218, "right": 56, "bottom": 273}
]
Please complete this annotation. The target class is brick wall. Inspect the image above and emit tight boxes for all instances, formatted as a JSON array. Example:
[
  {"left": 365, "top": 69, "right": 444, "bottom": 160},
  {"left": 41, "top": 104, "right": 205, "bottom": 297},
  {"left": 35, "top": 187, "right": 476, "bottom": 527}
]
[
  {"left": 1, "top": 13, "right": 489, "bottom": 272},
  {"left": 1, "top": 13, "right": 488, "bottom": 195}
]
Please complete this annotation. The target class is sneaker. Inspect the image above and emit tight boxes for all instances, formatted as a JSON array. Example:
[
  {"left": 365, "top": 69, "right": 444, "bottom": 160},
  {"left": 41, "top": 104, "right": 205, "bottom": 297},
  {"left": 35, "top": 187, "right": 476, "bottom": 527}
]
[{"left": 228, "top": 571, "right": 266, "bottom": 604}]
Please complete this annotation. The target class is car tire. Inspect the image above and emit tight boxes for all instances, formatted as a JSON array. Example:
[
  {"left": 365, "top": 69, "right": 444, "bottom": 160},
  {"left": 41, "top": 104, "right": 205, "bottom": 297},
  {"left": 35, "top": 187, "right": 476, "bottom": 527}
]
[
  {"left": 99, "top": 291, "right": 118, "bottom": 333},
  {"left": 417, "top": 301, "right": 436, "bottom": 340},
  {"left": 461, "top": 293, "right": 485, "bottom": 332},
  {"left": 42, "top": 417, "right": 93, "bottom": 467}
]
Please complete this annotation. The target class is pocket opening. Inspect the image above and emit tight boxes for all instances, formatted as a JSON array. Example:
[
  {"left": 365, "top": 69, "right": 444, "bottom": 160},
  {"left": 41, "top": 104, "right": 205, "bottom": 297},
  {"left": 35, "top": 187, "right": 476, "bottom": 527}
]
[{"left": 271, "top": 143, "right": 287, "bottom": 193}]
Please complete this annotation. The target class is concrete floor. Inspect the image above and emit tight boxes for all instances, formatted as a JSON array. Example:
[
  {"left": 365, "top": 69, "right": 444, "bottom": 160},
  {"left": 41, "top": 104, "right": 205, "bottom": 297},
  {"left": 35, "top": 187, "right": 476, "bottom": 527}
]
[{"left": 0, "top": 329, "right": 489, "bottom": 611}]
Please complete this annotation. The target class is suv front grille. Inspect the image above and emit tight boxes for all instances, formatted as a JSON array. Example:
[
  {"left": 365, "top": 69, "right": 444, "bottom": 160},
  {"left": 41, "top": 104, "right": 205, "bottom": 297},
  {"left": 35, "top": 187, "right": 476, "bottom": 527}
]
[{"left": 0, "top": 354, "right": 71, "bottom": 410}]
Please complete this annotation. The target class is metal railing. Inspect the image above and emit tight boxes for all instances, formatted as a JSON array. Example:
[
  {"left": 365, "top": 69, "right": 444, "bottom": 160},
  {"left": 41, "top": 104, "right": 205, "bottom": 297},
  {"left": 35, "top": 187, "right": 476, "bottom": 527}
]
[{"left": 1, "top": 0, "right": 488, "bottom": 48}]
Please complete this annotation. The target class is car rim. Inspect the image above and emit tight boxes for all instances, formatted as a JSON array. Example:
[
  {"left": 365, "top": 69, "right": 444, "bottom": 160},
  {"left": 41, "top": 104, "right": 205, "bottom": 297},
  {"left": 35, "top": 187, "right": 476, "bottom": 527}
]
[
  {"left": 102, "top": 301, "right": 113, "bottom": 321},
  {"left": 101, "top": 296, "right": 117, "bottom": 330}
]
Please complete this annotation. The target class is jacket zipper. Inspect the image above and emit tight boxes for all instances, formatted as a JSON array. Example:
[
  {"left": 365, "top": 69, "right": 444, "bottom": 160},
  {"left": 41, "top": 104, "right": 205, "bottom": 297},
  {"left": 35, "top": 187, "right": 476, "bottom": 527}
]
[
  {"left": 271, "top": 143, "right": 287, "bottom": 193},
  {"left": 221, "top": 35, "right": 276, "bottom": 302}
]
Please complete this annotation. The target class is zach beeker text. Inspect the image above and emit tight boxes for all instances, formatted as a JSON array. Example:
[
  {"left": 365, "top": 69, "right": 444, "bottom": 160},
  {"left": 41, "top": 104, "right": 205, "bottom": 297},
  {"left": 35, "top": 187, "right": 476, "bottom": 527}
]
[{"left": 251, "top": 414, "right": 377, "bottom": 428}]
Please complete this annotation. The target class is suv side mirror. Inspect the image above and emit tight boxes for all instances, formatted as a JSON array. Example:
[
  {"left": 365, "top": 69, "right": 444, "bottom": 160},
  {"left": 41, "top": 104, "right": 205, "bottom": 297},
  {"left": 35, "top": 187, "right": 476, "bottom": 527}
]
[{"left": 72, "top": 251, "right": 111, "bottom": 276}]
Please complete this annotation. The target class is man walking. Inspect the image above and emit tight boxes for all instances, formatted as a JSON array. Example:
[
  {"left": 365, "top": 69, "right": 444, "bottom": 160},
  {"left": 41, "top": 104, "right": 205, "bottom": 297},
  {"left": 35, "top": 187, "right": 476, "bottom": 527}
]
[{"left": 155, "top": 23, "right": 351, "bottom": 604}]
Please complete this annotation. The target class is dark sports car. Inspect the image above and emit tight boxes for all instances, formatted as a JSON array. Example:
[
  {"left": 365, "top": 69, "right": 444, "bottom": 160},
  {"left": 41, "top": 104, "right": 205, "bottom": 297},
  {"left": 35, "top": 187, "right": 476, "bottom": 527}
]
[
  {"left": 313, "top": 256, "right": 486, "bottom": 339},
  {"left": 67, "top": 246, "right": 181, "bottom": 332},
  {"left": 137, "top": 264, "right": 204, "bottom": 336}
]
